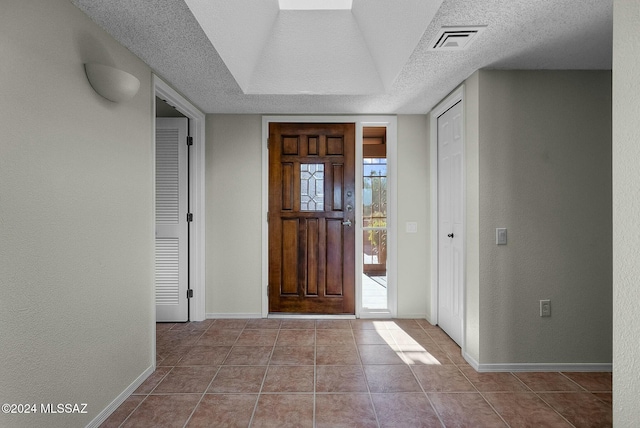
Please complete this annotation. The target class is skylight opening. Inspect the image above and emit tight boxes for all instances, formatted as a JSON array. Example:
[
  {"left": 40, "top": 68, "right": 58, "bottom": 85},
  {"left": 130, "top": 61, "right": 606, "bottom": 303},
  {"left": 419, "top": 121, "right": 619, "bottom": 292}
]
[{"left": 278, "top": 0, "right": 353, "bottom": 10}]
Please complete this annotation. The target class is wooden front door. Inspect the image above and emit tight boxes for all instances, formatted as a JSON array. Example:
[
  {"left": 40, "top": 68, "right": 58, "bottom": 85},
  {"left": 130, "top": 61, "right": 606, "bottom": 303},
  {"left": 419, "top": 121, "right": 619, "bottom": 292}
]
[{"left": 269, "top": 123, "right": 356, "bottom": 314}]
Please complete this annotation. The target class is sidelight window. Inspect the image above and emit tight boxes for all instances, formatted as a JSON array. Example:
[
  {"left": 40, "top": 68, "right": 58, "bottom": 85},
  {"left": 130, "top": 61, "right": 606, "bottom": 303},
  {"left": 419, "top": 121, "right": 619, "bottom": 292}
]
[{"left": 362, "top": 127, "right": 388, "bottom": 310}]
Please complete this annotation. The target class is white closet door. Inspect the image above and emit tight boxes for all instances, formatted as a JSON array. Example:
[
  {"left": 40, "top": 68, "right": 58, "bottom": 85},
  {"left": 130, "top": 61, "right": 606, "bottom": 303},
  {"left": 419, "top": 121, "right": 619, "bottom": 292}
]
[
  {"left": 437, "top": 101, "right": 464, "bottom": 346},
  {"left": 155, "top": 118, "right": 188, "bottom": 322}
]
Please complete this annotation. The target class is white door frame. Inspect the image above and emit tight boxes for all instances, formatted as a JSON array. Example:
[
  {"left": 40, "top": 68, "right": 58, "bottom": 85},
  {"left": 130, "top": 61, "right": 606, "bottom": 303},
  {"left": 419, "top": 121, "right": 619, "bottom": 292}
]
[
  {"left": 430, "top": 86, "right": 466, "bottom": 346},
  {"left": 262, "top": 116, "right": 398, "bottom": 319},
  {"left": 154, "top": 75, "right": 206, "bottom": 322}
]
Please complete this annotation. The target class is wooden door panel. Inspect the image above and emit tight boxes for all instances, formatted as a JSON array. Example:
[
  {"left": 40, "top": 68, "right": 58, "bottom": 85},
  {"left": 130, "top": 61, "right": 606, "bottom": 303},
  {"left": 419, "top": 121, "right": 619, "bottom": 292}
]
[
  {"left": 325, "top": 219, "right": 344, "bottom": 296},
  {"left": 269, "top": 123, "right": 355, "bottom": 314},
  {"left": 305, "top": 218, "right": 319, "bottom": 296},
  {"left": 281, "top": 163, "right": 294, "bottom": 211},
  {"left": 281, "top": 218, "right": 298, "bottom": 295}
]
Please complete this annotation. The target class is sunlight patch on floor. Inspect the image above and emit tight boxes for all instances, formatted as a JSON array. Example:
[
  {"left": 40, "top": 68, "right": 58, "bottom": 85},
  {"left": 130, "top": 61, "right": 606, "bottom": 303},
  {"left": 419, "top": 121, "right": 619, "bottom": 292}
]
[{"left": 374, "top": 323, "right": 442, "bottom": 365}]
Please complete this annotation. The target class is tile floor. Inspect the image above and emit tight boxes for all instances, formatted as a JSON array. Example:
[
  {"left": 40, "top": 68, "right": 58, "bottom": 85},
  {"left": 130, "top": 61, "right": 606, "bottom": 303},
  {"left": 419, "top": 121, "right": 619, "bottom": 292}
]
[{"left": 101, "top": 319, "right": 612, "bottom": 428}]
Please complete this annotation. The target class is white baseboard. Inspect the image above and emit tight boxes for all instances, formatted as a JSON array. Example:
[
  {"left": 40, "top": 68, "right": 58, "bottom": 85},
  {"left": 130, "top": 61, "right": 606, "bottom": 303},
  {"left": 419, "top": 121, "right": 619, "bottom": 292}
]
[
  {"left": 358, "top": 313, "right": 393, "bottom": 319},
  {"left": 395, "top": 313, "right": 428, "bottom": 320},
  {"left": 206, "top": 313, "right": 431, "bottom": 320},
  {"left": 462, "top": 353, "right": 612, "bottom": 373},
  {"left": 206, "top": 313, "right": 262, "bottom": 319},
  {"left": 463, "top": 351, "right": 481, "bottom": 370},
  {"left": 86, "top": 365, "right": 154, "bottom": 428}
]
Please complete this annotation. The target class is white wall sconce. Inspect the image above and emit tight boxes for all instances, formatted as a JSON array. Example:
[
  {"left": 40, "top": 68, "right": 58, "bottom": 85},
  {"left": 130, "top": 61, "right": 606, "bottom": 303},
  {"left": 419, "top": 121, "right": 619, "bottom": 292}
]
[{"left": 84, "top": 63, "right": 140, "bottom": 103}]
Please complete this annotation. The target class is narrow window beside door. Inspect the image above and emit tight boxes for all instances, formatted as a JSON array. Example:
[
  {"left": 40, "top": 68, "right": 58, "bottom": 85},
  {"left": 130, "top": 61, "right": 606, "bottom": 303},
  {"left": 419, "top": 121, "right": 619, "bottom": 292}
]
[{"left": 362, "top": 127, "right": 388, "bottom": 310}]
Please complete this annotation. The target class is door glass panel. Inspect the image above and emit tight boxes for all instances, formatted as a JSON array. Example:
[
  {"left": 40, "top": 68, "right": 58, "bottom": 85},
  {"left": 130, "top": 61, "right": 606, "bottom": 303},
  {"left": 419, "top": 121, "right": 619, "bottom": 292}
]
[
  {"left": 301, "top": 163, "right": 324, "bottom": 211},
  {"left": 363, "top": 159, "right": 387, "bottom": 225},
  {"left": 362, "top": 129, "right": 388, "bottom": 310}
]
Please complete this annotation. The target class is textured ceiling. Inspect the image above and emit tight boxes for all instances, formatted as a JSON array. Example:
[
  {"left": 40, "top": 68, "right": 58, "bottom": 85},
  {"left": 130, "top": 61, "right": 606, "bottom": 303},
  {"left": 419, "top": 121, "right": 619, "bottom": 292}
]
[{"left": 70, "top": 0, "right": 612, "bottom": 114}]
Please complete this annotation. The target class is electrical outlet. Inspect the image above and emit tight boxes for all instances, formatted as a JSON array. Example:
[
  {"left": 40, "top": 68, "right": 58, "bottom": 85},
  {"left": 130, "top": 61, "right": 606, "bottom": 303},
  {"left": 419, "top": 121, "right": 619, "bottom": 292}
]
[{"left": 540, "top": 299, "right": 551, "bottom": 317}]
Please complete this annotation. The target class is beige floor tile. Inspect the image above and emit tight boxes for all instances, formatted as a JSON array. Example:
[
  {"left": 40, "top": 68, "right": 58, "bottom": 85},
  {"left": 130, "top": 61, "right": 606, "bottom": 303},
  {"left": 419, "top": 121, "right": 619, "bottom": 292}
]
[
  {"left": 251, "top": 394, "right": 313, "bottom": 428},
  {"left": 187, "top": 394, "right": 257, "bottom": 428}
]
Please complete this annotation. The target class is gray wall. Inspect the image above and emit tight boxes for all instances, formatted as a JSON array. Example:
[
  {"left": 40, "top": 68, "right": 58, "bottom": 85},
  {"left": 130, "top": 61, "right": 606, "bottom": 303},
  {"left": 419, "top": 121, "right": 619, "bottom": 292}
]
[
  {"left": 397, "top": 115, "right": 431, "bottom": 318},
  {"left": 464, "top": 70, "right": 612, "bottom": 365},
  {"left": 0, "top": 1, "right": 154, "bottom": 426},
  {"left": 206, "top": 115, "right": 263, "bottom": 316},
  {"left": 205, "top": 115, "right": 431, "bottom": 318},
  {"left": 463, "top": 72, "right": 482, "bottom": 362},
  {"left": 613, "top": 0, "right": 640, "bottom": 424}
]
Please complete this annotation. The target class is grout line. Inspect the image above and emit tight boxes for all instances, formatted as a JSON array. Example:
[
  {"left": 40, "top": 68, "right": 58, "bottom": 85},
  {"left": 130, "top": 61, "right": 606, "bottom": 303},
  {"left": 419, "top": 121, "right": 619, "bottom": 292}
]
[
  {"left": 558, "top": 371, "right": 590, "bottom": 392},
  {"left": 401, "top": 328, "right": 447, "bottom": 428},
  {"left": 353, "top": 324, "right": 381, "bottom": 428},
  {"left": 187, "top": 319, "right": 244, "bottom": 427},
  {"left": 453, "top": 360, "right": 513, "bottom": 427},
  {"left": 116, "top": 394, "right": 148, "bottom": 428},
  {"left": 532, "top": 391, "right": 578, "bottom": 428},
  {"left": 313, "top": 322, "right": 317, "bottom": 428},
  {"left": 246, "top": 321, "right": 281, "bottom": 427},
  {"left": 149, "top": 366, "right": 174, "bottom": 394},
  {"left": 474, "top": 392, "right": 512, "bottom": 427},
  {"left": 244, "top": 321, "right": 268, "bottom": 428},
  {"left": 181, "top": 365, "right": 222, "bottom": 428},
  {"left": 443, "top": 334, "right": 517, "bottom": 428}
]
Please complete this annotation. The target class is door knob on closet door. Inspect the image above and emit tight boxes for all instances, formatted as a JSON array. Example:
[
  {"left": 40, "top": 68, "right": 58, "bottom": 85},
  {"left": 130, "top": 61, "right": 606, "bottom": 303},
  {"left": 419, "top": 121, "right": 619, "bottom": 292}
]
[{"left": 447, "top": 233, "right": 454, "bottom": 238}]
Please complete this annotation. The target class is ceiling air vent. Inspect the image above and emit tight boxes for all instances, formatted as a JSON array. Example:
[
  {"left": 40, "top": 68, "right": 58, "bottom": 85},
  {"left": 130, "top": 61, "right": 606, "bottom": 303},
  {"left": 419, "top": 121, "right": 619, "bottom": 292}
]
[{"left": 429, "top": 26, "right": 487, "bottom": 51}]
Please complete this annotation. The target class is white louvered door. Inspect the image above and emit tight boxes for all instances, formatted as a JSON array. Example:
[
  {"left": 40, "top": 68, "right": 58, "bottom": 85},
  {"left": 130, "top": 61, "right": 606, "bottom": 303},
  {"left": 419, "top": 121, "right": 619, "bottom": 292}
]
[{"left": 155, "top": 118, "right": 188, "bottom": 322}]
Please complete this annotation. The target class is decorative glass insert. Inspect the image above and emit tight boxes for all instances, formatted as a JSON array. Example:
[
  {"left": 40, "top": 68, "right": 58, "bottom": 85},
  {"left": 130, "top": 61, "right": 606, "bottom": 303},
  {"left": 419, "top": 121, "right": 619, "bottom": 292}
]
[
  {"left": 363, "top": 158, "right": 387, "bottom": 274},
  {"left": 363, "top": 158, "right": 387, "bottom": 226},
  {"left": 300, "top": 164, "right": 324, "bottom": 211}
]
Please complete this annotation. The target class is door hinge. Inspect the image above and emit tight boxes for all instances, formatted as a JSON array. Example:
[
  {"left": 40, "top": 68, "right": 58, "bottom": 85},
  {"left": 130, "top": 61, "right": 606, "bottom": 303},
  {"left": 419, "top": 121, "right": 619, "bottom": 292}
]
[
  {"left": 267, "top": 138, "right": 270, "bottom": 149},
  {"left": 187, "top": 213, "right": 193, "bottom": 222},
  {"left": 187, "top": 289, "right": 194, "bottom": 299},
  {"left": 186, "top": 136, "right": 193, "bottom": 146},
  {"left": 266, "top": 212, "right": 269, "bottom": 223}
]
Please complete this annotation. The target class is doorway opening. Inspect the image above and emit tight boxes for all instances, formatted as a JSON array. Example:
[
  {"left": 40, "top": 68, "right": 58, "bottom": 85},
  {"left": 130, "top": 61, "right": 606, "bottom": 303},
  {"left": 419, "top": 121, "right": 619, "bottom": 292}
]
[
  {"left": 430, "top": 85, "right": 465, "bottom": 348},
  {"left": 262, "top": 116, "right": 397, "bottom": 319},
  {"left": 155, "top": 108, "right": 190, "bottom": 322},
  {"left": 153, "top": 75, "right": 206, "bottom": 326}
]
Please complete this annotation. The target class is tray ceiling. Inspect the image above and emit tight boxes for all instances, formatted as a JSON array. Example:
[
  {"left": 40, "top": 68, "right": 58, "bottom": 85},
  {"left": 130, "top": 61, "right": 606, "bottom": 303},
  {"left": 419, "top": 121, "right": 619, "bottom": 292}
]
[{"left": 70, "top": 0, "right": 612, "bottom": 114}]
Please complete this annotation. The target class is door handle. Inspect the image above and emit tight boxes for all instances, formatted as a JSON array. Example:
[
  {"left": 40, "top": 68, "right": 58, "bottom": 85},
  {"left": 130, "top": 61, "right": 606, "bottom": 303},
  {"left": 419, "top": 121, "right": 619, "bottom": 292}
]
[
  {"left": 342, "top": 219, "right": 352, "bottom": 227},
  {"left": 447, "top": 233, "right": 454, "bottom": 238}
]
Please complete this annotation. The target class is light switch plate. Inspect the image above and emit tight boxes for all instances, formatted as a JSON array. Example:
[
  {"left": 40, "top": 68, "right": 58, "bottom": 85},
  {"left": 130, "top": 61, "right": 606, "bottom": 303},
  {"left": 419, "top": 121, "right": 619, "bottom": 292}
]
[
  {"left": 496, "top": 228, "right": 507, "bottom": 245},
  {"left": 406, "top": 222, "right": 418, "bottom": 233},
  {"left": 540, "top": 299, "right": 551, "bottom": 317}
]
